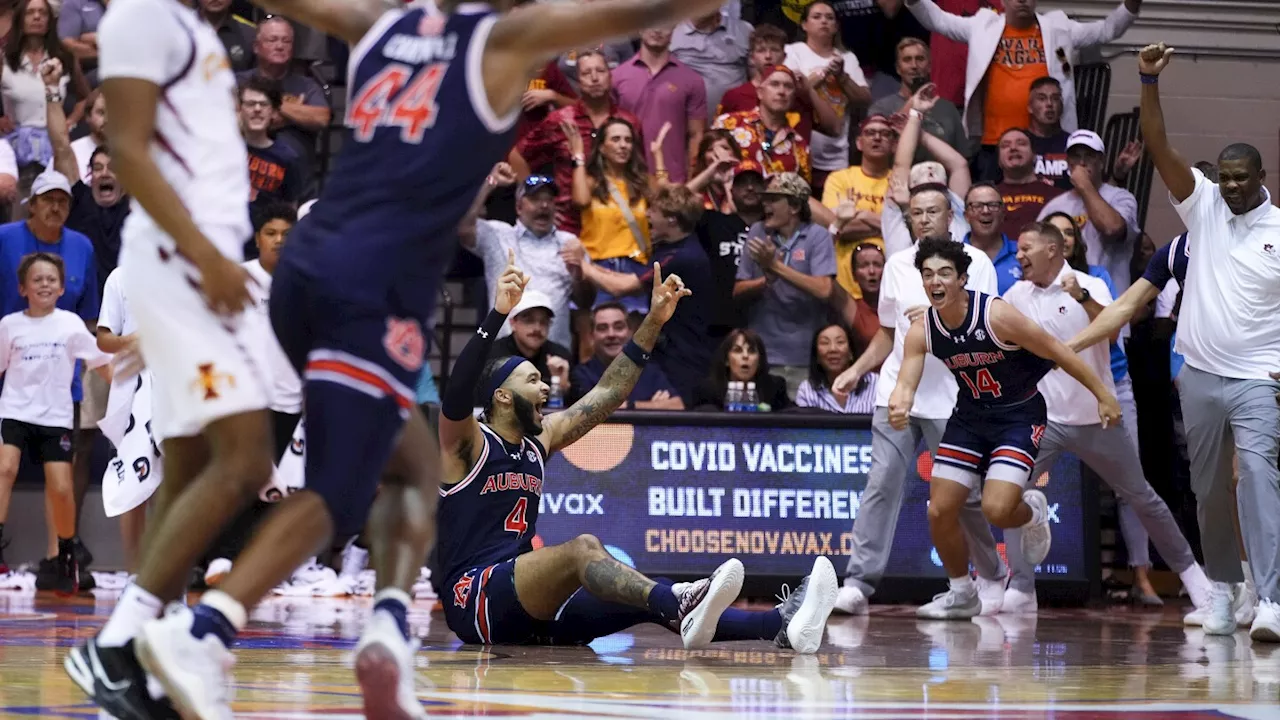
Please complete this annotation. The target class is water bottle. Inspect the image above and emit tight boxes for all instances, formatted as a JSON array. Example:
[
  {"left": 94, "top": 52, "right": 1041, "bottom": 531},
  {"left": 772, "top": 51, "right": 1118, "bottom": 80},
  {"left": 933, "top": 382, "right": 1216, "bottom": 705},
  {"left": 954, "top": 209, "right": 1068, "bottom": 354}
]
[
  {"left": 744, "top": 381, "right": 760, "bottom": 412},
  {"left": 547, "top": 375, "right": 564, "bottom": 410},
  {"left": 725, "top": 381, "right": 742, "bottom": 412}
]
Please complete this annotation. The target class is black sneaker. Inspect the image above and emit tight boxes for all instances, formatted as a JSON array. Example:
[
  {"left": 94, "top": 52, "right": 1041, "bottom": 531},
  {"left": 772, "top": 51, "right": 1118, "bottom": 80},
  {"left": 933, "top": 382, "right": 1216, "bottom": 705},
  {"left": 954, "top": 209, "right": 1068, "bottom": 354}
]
[
  {"left": 73, "top": 536, "right": 94, "bottom": 569},
  {"left": 0, "top": 536, "right": 9, "bottom": 574},
  {"left": 35, "top": 557, "right": 59, "bottom": 591},
  {"left": 65, "top": 638, "right": 181, "bottom": 720},
  {"left": 51, "top": 551, "right": 79, "bottom": 597}
]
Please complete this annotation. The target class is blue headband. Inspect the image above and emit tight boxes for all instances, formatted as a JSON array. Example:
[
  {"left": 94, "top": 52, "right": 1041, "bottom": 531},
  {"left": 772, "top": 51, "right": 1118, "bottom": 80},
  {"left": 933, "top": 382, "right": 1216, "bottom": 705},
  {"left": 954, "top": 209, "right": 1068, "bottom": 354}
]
[{"left": 484, "top": 356, "right": 527, "bottom": 403}]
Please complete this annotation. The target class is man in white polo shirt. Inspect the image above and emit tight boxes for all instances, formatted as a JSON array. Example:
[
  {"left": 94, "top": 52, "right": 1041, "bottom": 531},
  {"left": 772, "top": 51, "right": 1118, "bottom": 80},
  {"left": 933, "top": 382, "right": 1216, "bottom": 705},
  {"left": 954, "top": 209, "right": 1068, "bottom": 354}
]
[
  {"left": 1138, "top": 42, "right": 1280, "bottom": 641},
  {"left": 829, "top": 186, "right": 1007, "bottom": 616},
  {"left": 1001, "top": 222, "right": 1213, "bottom": 615}
]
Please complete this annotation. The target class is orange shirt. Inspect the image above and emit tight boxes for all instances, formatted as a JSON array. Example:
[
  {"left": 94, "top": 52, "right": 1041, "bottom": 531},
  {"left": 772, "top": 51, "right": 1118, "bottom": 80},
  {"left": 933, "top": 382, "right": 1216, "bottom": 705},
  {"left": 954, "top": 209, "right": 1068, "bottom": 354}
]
[{"left": 981, "top": 24, "right": 1047, "bottom": 146}]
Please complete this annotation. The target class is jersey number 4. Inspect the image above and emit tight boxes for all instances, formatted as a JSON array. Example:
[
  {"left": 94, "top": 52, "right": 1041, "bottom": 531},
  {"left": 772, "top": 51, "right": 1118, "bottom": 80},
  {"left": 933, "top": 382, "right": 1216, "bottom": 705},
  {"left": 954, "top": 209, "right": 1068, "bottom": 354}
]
[
  {"left": 348, "top": 62, "right": 447, "bottom": 144},
  {"left": 504, "top": 497, "right": 529, "bottom": 536},
  {"left": 959, "top": 368, "right": 1003, "bottom": 399}
]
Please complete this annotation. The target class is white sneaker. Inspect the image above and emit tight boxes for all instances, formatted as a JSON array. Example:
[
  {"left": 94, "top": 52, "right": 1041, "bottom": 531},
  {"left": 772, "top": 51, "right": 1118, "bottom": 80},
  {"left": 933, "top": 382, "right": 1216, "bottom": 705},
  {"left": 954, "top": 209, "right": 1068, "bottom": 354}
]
[
  {"left": 1002, "top": 587, "right": 1038, "bottom": 614},
  {"left": 1202, "top": 582, "right": 1236, "bottom": 636},
  {"left": 135, "top": 605, "right": 235, "bottom": 720},
  {"left": 1236, "top": 581, "right": 1259, "bottom": 627},
  {"left": 1179, "top": 564, "right": 1212, "bottom": 610},
  {"left": 1019, "top": 490, "right": 1052, "bottom": 567},
  {"left": 1183, "top": 606, "right": 1206, "bottom": 627},
  {"left": 916, "top": 588, "right": 980, "bottom": 620},
  {"left": 203, "top": 559, "right": 232, "bottom": 588},
  {"left": 833, "top": 583, "right": 868, "bottom": 616},
  {"left": 1250, "top": 599, "right": 1280, "bottom": 643},
  {"left": 977, "top": 575, "right": 1007, "bottom": 616},
  {"left": 677, "top": 558, "right": 744, "bottom": 650},
  {"left": 341, "top": 542, "right": 370, "bottom": 580},
  {"left": 354, "top": 609, "right": 426, "bottom": 719},
  {"left": 775, "top": 556, "right": 839, "bottom": 654}
]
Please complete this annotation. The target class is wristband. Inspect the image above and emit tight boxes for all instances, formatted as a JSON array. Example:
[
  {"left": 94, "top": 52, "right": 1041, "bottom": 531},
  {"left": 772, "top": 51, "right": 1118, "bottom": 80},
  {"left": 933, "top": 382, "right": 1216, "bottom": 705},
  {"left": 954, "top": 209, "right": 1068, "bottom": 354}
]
[
  {"left": 479, "top": 308, "right": 509, "bottom": 339},
  {"left": 621, "top": 339, "right": 651, "bottom": 367},
  {"left": 908, "top": 108, "right": 923, "bottom": 119},
  {"left": 45, "top": 89, "right": 63, "bottom": 103},
  {"left": 572, "top": 155, "right": 585, "bottom": 167},
  {"left": 1139, "top": 73, "right": 1159, "bottom": 85}
]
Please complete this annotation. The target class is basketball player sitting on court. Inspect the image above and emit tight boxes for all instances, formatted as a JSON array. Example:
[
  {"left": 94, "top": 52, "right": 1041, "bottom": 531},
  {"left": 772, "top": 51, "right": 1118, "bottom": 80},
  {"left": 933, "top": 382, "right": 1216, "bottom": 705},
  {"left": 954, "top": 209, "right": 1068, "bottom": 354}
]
[
  {"left": 437, "top": 256, "right": 840, "bottom": 652},
  {"left": 890, "top": 238, "right": 1120, "bottom": 619},
  {"left": 0, "top": 253, "right": 112, "bottom": 595}
]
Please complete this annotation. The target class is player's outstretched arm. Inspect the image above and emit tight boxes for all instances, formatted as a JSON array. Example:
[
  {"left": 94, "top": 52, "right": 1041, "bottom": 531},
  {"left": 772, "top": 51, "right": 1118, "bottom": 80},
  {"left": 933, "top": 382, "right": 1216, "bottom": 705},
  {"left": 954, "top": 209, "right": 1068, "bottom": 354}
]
[
  {"left": 1137, "top": 43, "right": 1195, "bottom": 203},
  {"left": 1068, "top": 278, "right": 1160, "bottom": 352},
  {"left": 887, "top": 321, "right": 926, "bottom": 430},
  {"left": 540, "top": 265, "right": 690, "bottom": 454},
  {"left": 245, "top": 0, "right": 396, "bottom": 44},
  {"left": 439, "top": 251, "right": 529, "bottom": 479},
  {"left": 990, "top": 299, "right": 1122, "bottom": 427}
]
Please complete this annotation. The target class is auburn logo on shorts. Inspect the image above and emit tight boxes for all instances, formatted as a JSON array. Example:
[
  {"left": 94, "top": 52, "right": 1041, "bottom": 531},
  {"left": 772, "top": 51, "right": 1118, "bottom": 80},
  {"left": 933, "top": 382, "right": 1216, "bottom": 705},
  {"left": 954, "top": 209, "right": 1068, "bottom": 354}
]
[
  {"left": 453, "top": 571, "right": 475, "bottom": 608},
  {"left": 1030, "top": 424, "right": 1046, "bottom": 448},
  {"left": 384, "top": 317, "right": 426, "bottom": 372},
  {"left": 192, "top": 363, "right": 236, "bottom": 400}
]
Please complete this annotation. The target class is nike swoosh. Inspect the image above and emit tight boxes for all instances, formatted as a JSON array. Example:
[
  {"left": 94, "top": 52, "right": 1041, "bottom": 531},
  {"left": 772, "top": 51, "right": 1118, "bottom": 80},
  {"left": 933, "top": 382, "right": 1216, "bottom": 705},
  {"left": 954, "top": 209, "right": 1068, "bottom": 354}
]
[{"left": 88, "top": 644, "right": 132, "bottom": 693}]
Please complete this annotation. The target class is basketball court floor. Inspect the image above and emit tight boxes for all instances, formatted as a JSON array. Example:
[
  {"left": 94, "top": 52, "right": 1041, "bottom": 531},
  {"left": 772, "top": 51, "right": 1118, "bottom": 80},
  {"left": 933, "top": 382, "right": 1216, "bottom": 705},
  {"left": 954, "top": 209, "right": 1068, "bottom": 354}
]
[{"left": 1, "top": 591, "right": 1277, "bottom": 719}]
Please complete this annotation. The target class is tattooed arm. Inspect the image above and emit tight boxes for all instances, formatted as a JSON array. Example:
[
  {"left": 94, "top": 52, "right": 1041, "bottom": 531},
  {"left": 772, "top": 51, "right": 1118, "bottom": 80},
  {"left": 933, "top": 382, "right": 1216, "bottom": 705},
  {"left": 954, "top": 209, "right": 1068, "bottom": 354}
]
[{"left": 539, "top": 265, "right": 691, "bottom": 454}]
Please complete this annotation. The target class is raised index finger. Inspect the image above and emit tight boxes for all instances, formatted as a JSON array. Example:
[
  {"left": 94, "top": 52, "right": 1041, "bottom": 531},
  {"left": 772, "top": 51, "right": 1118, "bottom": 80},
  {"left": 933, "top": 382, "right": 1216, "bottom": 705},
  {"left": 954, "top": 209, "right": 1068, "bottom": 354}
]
[{"left": 652, "top": 262, "right": 663, "bottom": 290}]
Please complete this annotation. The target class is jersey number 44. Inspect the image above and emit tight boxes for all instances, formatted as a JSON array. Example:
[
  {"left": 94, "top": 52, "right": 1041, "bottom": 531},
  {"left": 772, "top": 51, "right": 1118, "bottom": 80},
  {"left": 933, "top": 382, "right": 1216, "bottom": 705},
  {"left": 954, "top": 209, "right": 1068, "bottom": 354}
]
[{"left": 348, "top": 62, "right": 447, "bottom": 144}]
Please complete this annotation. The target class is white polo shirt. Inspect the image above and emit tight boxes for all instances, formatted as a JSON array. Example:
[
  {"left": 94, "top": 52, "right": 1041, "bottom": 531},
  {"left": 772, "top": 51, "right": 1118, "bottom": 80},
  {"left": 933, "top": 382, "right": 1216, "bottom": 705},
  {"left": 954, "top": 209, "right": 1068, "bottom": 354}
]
[
  {"left": 1172, "top": 170, "right": 1280, "bottom": 380},
  {"left": 1004, "top": 262, "right": 1115, "bottom": 426},
  {"left": 876, "top": 240, "right": 997, "bottom": 419}
]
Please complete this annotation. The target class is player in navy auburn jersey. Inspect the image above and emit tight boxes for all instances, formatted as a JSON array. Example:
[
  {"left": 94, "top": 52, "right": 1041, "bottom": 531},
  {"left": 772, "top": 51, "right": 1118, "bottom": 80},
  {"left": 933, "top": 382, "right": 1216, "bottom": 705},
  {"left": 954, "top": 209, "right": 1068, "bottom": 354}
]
[
  {"left": 130, "top": 1, "right": 732, "bottom": 718},
  {"left": 891, "top": 237, "right": 1120, "bottom": 620},
  {"left": 436, "top": 256, "right": 839, "bottom": 654}
]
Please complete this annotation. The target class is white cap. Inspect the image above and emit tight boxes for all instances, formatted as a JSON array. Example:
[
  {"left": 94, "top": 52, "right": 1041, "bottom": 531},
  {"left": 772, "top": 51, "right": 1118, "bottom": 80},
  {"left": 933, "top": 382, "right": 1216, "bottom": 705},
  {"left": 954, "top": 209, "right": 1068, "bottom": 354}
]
[
  {"left": 509, "top": 289, "right": 555, "bottom": 320},
  {"left": 297, "top": 199, "right": 317, "bottom": 219},
  {"left": 909, "top": 161, "right": 947, "bottom": 190},
  {"left": 31, "top": 170, "right": 72, "bottom": 198},
  {"left": 1066, "top": 129, "right": 1105, "bottom": 154}
]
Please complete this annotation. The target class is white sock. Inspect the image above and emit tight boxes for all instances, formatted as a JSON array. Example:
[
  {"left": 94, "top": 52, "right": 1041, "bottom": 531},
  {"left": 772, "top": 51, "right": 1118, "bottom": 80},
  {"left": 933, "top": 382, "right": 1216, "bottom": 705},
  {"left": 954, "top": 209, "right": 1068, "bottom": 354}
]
[
  {"left": 1242, "top": 561, "right": 1257, "bottom": 591},
  {"left": 98, "top": 583, "right": 163, "bottom": 647},
  {"left": 1023, "top": 501, "right": 1044, "bottom": 526},
  {"left": 949, "top": 575, "right": 975, "bottom": 595},
  {"left": 201, "top": 589, "right": 248, "bottom": 631}
]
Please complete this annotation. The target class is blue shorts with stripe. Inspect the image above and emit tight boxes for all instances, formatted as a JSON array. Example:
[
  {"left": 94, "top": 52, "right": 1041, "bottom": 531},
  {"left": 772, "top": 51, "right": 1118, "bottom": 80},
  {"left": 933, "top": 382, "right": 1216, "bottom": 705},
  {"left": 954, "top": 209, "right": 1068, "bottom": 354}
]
[
  {"left": 933, "top": 393, "right": 1047, "bottom": 489},
  {"left": 268, "top": 250, "right": 429, "bottom": 536}
]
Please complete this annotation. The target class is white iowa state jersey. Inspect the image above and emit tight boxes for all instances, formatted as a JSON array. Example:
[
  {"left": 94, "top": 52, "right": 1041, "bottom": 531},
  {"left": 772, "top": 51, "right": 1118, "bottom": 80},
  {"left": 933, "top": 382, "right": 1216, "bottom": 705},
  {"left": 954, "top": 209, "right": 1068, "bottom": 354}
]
[{"left": 98, "top": 0, "right": 251, "bottom": 258}]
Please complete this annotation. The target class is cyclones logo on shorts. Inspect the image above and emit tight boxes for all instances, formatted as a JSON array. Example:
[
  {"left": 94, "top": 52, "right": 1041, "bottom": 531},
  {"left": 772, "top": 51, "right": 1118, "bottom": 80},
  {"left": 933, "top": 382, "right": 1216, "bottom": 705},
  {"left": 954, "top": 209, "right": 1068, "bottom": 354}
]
[{"left": 453, "top": 570, "right": 475, "bottom": 608}]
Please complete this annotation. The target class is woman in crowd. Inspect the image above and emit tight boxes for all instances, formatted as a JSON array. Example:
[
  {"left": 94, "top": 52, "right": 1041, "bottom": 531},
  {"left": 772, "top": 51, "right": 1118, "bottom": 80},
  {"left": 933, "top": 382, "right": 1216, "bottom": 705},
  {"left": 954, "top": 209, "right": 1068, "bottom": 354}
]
[
  {"left": 686, "top": 129, "right": 741, "bottom": 214},
  {"left": 1046, "top": 211, "right": 1162, "bottom": 607},
  {"left": 692, "top": 328, "right": 791, "bottom": 411},
  {"left": 0, "top": 0, "right": 88, "bottom": 175},
  {"left": 564, "top": 115, "right": 653, "bottom": 313},
  {"left": 795, "top": 323, "right": 876, "bottom": 414},
  {"left": 0, "top": 253, "right": 109, "bottom": 593}
]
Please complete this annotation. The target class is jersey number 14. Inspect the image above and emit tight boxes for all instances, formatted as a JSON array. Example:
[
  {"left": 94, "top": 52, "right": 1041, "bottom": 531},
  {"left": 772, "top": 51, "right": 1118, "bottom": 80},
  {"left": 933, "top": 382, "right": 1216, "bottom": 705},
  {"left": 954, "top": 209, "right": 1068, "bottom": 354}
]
[
  {"left": 349, "top": 62, "right": 447, "bottom": 143},
  {"left": 959, "top": 368, "right": 1003, "bottom": 399}
]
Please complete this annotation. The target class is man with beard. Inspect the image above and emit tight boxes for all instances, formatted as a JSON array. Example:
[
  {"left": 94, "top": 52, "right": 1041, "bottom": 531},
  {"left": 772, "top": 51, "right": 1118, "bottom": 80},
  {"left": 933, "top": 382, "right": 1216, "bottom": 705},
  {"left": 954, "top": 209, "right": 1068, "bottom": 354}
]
[
  {"left": 568, "top": 302, "right": 683, "bottom": 408},
  {"left": 436, "top": 258, "right": 839, "bottom": 652},
  {"left": 461, "top": 169, "right": 581, "bottom": 348},
  {"left": 695, "top": 160, "right": 764, "bottom": 340},
  {"left": 199, "top": 0, "right": 257, "bottom": 73},
  {"left": 868, "top": 38, "right": 970, "bottom": 164},
  {"left": 994, "top": 127, "right": 1064, "bottom": 237},
  {"left": 1026, "top": 77, "right": 1071, "bottom": 188},
  {"left": 962, "top": 182, "right": 1021, "bottom": 293},
  {"left": 816, "top": 114, "right": 895, "bottom": 299},
  {"left": 713, "top": 65, "right": 811, "bottom": 182},
  {"left": 512, "top": 50, "right": 642, "bottom": 236}
]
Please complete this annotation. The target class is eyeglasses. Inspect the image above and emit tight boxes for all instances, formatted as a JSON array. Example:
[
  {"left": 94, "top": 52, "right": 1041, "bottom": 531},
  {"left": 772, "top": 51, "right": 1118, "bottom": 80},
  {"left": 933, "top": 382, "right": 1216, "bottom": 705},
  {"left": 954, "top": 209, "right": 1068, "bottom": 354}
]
[
  {"left": 965, "top": 201, "right": 1003, "bottom": 212},
  {"left": 861, "top": 129, "right": 896, "bottom": 140}
]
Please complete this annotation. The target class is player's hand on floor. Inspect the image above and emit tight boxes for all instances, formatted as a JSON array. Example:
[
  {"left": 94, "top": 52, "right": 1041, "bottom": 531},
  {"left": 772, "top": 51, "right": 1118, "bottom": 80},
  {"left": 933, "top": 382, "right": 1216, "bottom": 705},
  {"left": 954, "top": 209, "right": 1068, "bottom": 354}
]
[{"left": 200, "top": 255, "right": 254, "bottom": 315}]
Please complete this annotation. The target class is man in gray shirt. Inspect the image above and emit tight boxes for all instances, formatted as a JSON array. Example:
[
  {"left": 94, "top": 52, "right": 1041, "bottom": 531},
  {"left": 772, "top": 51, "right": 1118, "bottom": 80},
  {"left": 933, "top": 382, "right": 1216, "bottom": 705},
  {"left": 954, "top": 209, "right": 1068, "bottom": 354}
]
[
  {"left": 868, "top": 38, "right": 972, "bottom": 163},
  {"left": 670, "top": 6, "right": 753, "bottom": 121},
  {"left": 734, "top": 172, "right": 837, "bottom": 397}
]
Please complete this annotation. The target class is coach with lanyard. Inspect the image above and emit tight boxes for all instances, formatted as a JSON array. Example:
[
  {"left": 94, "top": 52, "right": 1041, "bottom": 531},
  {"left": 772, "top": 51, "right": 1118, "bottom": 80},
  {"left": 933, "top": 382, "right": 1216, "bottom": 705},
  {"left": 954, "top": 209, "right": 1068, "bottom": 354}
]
[{"left": 1138, "top": 43, "right": 1280, "bottom": 641}]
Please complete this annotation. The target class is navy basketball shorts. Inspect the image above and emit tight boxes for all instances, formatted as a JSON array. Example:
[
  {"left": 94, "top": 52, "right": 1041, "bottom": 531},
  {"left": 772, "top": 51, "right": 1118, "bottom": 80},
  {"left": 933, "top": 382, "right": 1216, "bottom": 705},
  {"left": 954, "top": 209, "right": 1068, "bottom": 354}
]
[
  {"left": 269, "top": 254, "right": 429, "bottom": 537},
  {"left": 933, "top": 393, "right": 1048, "bottom": 489},
  {"left": 444, "top": 559, "right": 546, "bottom": 645}
]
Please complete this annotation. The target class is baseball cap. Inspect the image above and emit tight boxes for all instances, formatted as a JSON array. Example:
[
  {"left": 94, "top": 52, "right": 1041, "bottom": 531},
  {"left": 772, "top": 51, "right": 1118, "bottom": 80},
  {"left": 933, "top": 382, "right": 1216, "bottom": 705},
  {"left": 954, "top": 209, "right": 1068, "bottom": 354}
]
[
  {"left": 1066, "top": 129, "right": 1105, "bottom": 154},
  {"left": 510, "top": 289, "right": 556, "bottom": 320},
  {"left": 759, "top": 64, "right": 798, "bottom": 84},
  {"left": 859, "top": 114, "right": 895, "bottom": 134},
  {"left": 31, "top": 170, "right": 72, "bottom": 198},
  {"left": 762, "top": 172, "right": 810, "bottom": 201},
  {"left": 908, "top": 161, "right": 948, "bottom": 191},
  {"left": 517, "top": 174, "right": 557, "bottom": 201},
  {"left": 297, "top": 199, "right": 317, "bottom": 219},
  {"left": 733, "top": 159, "right": 765, "bottom": 181}
]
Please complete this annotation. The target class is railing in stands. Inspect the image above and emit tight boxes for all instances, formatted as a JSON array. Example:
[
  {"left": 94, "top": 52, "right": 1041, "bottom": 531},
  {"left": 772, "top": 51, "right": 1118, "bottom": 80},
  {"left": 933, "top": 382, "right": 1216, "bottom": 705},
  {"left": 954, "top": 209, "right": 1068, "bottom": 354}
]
[
  {"left": 1073, "top": 63, "right": 1111, "bottom": 133},
  {"left": 1102, "top": 108, "right": 1156, "bottom": 232}
]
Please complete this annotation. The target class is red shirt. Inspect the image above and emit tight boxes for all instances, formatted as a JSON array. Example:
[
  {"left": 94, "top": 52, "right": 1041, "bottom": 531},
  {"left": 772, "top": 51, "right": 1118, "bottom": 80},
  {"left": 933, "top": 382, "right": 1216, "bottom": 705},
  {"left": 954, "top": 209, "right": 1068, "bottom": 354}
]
[
  {"left": 717, "top": 80, "right": 817, "bottom": 145},
  {"left": 711, "top": 109, "right": 811, "bottom": 184},
  {"left": 515, "top": 61, "right": 577, "bottom": 143},
  {"left": 930, "top": 0, "right": 1004, "bottom": 107},
  {"left": 515, "top": 102, "right": 643, "bottom": 236}
]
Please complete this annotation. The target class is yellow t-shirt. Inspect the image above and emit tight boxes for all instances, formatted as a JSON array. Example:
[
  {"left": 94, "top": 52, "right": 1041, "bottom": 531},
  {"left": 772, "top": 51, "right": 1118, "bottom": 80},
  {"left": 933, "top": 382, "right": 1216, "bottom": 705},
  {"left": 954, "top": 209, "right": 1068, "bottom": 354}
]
[
  {"left": 981, "top": 24, "right": 1048, "bottom": 146},
  {"left": 822, "top": 166, "right": 888, "bottom": 299},
  {"left": 579, "top": 178, "right": 650, "bottom": 263}
]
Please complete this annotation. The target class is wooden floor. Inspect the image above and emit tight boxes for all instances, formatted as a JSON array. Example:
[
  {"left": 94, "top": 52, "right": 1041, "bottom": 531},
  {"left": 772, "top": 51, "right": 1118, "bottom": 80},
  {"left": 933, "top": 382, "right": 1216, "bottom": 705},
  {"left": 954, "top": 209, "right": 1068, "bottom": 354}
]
[{"left": 1, "top": 590, "right": 1278, "bottom": 719}]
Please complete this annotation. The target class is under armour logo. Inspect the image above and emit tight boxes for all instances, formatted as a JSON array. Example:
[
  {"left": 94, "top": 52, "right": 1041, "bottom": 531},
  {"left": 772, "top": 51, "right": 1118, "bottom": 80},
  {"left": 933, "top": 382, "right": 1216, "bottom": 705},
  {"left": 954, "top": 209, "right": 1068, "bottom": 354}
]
[{"left": 478, "top": 329, "right": 489, "bottom": 339}]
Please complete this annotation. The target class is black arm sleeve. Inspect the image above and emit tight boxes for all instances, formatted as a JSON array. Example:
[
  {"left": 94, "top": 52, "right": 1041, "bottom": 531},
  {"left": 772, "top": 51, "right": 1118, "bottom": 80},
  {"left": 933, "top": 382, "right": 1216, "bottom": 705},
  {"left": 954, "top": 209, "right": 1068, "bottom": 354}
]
[{"left": 441, "top": 309, "right": 508, "bottom": 421}]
